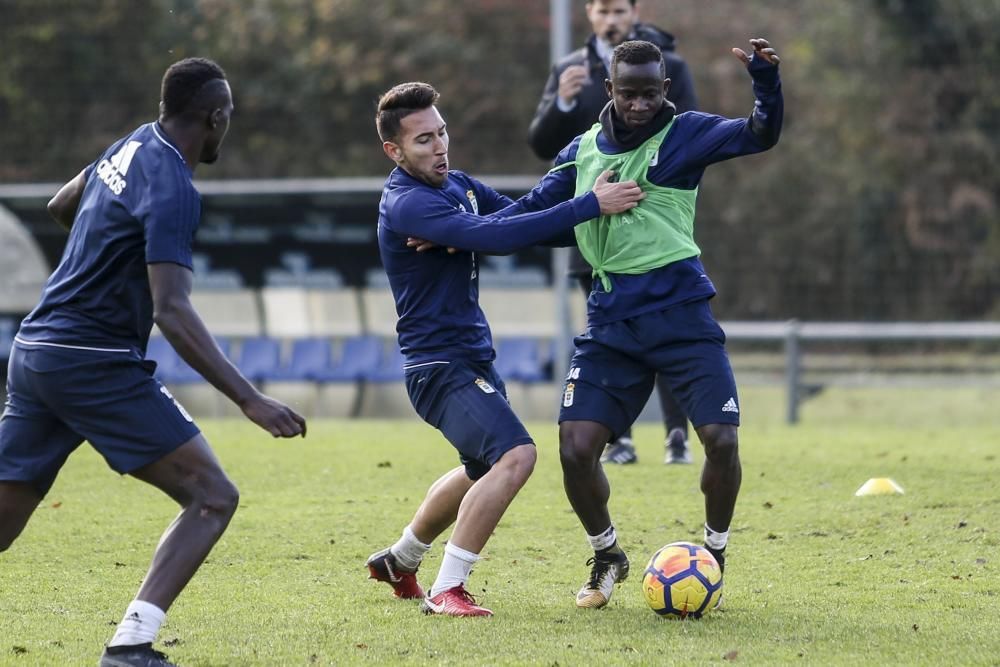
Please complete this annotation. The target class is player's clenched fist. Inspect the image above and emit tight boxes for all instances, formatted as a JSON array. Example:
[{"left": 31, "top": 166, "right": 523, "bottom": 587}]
[{"left": 242, "top": 393, "right": 307, "bottom": 438}]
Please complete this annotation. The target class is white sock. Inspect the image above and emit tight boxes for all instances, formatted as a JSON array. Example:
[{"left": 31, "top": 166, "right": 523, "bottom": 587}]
[
  {"left": 704, "top": 523, "right": 730, "bottom": 551},
  {"left": 430, "top": 542, "right": 480, "bottom": 598},
  {"left": 587, "top": 525, "right": 617, "bottom": 552},
  {"left": 390, "top": 524, "right": 431, "bottom": 571},
  {"left": 108, "top": 600, "right": 165, "bottom": 648}
]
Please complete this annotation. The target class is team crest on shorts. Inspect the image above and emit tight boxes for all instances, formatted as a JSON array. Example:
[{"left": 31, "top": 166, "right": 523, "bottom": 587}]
[
  {"left": 474, "top": 377, "right": 495, "bottom": 394},
  {"left": 562, "top": 381, "right": 576, "bottom": 407}
]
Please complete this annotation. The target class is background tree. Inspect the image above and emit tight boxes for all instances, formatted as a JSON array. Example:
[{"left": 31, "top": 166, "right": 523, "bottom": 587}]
[{"left": 0, "top": 0, "right": 996, "bottom": 319}]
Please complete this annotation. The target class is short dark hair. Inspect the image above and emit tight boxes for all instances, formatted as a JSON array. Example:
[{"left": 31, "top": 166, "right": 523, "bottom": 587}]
[
  {"left": 160, "top": 58, "right": 227, "bottom": 118},
  {"left": 611, "top": 40, "right": 665, "bottom": 78},
  {"left": 376, "top": 82, "right": 439, "bottom": 142}
]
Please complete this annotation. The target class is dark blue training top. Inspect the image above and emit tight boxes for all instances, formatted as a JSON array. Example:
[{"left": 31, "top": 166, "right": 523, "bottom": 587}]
[
  {"left": 377, "top": 167, "right": 599, "bottom": 366},
  {"left": 17, "top": 122, "right": 200, "bottom": 354},
  {"left": 508, "top": 56, "right": 784, "bottom": 326}
]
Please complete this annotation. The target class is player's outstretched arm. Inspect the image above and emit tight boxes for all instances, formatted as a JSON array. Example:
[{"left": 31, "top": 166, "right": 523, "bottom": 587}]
[
  {"left": 148, "top": 263, "right": 307, "bottom": 438},
  {"left": 46, "top": 169, "right": 88, "bottom": 231},
  {"left": 404, "top": 170, "right": 642, "bottom": 253}
]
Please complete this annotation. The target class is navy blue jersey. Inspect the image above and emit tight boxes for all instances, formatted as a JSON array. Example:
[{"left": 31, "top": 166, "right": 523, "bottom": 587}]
[
  {"left": 377, "top": 168, "right": 599, "bottom": 365},
  {"left": 511, "top": 58, "right": 783, "bottom": 325},
  {"left": 18, "top": 123, "right": 199, "bottom": 354}
]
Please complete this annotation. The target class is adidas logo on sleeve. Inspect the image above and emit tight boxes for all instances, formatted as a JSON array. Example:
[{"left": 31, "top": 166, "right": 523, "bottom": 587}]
[{"left": 721, "top": 397, "right": 739, "bottom": 413}]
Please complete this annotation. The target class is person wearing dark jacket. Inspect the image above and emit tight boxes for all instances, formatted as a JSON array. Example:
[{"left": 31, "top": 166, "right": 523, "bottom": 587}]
[
  {"left": 528, "top": 2, "right": 697, "bottom": 161},
  {"left": 528, "top": 0, "right": 698, "bottom": 466}
]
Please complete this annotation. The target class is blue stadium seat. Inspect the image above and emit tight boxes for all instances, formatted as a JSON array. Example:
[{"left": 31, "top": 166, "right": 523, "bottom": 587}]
[
  {"left": 144, "top": 336, "right": 179, "bottom": 380},
  {"left": 380, "top": 345, "right": 406, "bottom": 382},
  {"left": 236, "top": 336, "right": 283, "bottom": 383},
  {"left": 494, "top": 337, "right": 549, "bottom": 383},
  {"left": 174, "top": 338, "right": 232, "bottom": 384},
  {"left": 144, "top": 336, "right": 231, "bottom": 384},
  {"left": 0, "top": 317, "right": 15, "bottom": 362},
  {"left": 321, "top": 335, "right": 383, "bottom": 382},
  {"left": 365, "top": 342, "right": 405, "bottom": 383},
  {"left": 277, "top": 337, "right": 333, "bottom": 382}
]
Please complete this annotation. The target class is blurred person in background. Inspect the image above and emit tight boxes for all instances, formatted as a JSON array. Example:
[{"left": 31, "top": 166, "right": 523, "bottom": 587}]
[
  {"left": 0, "top": 58, "right": 305, "bottom": 667},
  {"left": 528, "top": 0, "right": 699, "bottom": 466},
  {"left": 366, "top": 82, "right": 644, "bottom": 617}
]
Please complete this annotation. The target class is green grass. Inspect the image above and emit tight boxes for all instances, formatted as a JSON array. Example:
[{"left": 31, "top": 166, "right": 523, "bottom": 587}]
[{"left": 2, "top": 386, "right": 998, "bottom": 666}]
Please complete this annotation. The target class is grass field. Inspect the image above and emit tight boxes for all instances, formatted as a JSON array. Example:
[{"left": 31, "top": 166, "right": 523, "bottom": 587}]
[{"left": 1, "top": 386, "right": 998, "bottom": 666}]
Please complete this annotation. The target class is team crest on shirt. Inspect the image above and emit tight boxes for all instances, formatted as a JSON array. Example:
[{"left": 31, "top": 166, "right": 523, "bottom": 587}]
[
  {"left": 466, "top": 190, "right": 479, "bottom": 215},
  {"left": 474, "top": 377, "right": 496, "bottom": 394}
]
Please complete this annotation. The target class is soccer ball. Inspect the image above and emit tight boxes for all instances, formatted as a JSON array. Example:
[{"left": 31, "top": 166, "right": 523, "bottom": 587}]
[{"left": 642, "top": 541, "right": 723, "bottom": 618}]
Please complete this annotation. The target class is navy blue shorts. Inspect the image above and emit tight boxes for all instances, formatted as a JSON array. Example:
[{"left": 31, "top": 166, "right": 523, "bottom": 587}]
[
  {"left": 559, "top": 299, "right": 740, "bottom": 440},
  {"left": 0, "top": 342, "right": 201, "bottom": 496},
  {"left": 405, "top": 359, "right": 534, "bottom": 480}
]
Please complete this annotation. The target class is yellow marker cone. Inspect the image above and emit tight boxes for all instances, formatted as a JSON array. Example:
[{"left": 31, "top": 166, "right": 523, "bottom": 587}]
[{"left": 855, "top": 478, "right": 904, "bottom": 496}]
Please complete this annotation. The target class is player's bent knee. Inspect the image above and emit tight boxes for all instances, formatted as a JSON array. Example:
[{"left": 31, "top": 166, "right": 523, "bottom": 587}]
[
  {"left": 501, "top": 443, "right": 536, "bottom": 483},
  {"left": 701, "top": 425, "right": 739, "bottom": 464},
  {"left": 558, "top": 443, "right": 586, "bottom": 470},
  {"left": 198, "top": 477, "right": 240, "bottom": 520},
  {"left": 558, "top": 424, "right": 602, "bottom": 469}
]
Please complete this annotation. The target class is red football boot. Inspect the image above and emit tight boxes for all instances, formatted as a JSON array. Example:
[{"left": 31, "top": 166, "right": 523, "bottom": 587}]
[
  {"left": 421, "top": 585, "right": 493, "bottom": 617},
  {"left": 366, "top": 548, "right": 424, "bottom": 599}
]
